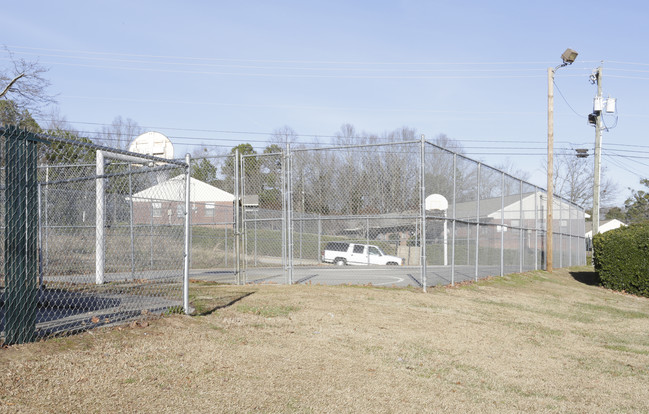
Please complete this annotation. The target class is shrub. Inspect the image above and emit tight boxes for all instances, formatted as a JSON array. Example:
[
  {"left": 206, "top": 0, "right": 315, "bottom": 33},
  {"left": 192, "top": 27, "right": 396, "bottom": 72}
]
[{"left": 592, "top": 221, "right": 649, "bottom": 297}]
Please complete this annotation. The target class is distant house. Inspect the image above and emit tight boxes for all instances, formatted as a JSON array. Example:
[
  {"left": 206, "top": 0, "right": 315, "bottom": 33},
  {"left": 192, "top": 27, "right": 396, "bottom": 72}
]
[
  {"left": 585, "top": 219, "right": 626, "bottom": 239},
  {"left": 130, "top": 176, "right": 236, "bottom": 226},
  {"left": 452, "top": 192, "right": 584, "bottom": 249},
  {"left": 339, "top": 192, "right": 584, "bottom": 249}
]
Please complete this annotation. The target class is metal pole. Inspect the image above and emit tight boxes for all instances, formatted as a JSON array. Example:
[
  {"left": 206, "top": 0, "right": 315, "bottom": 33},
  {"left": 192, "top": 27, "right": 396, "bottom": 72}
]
[
  {"left": 300, "top": 191, "right": 304, "bottom": 262},
  {"left": 500, "top": 172, "right": 505, "bottom": 277},
  {"left": 366, "top": 217, "right": 370, "bottom": 266},
  {"left": 286, "top": 144, "right": 293, "bottom": 284},
  {"left": 254, "top": 209, "right": 258, "bottom": 267},
  {"left": 234, "top": 149, "right": 241, "bottom": 284},
  {"left": 183, "top": 154, "right": 191, "bottom": 314},
  {"left": 559, "top": 197, "right": 563, "bottom": 268},
  {"left": 568, "top": 203, "right": 573, "bottom": 267},
  {"left": 128, "top": 163, "right": 135, "bottom": 279},
  {"left": 519, "top": 179, "right": 523, "bottom": 273},
  {"left": 475, "top": 163, "right": 481, "bottom": 281},
  {"left": 317, "top": 215, "right": 322, "bottom": 264},
  {"left": 593, "top": 66, "right": 603, "bottom": 236},
  {"left": 443, "top": 215, "right": 448, "bottom": 266},
  {"left": 535, "top": 188, "right": 538, "bottom": 270},
  {"left": 96, "top": 150, "right": 105, "bottom": 284},
  {"left": 37, "top": 183, "right": 43, "bottom": 290},
  {"left": 420, "top": 135, "right": 427, "bottom": 291},
  {"left": 240, "top": 158, "right": 247, "bottom": 284},
  {"left": 150, "top": 197, "right": 154, "bottom": 270},
  {"left": 451, "top": 154, "right": 456, "bottom": 285},
  {"left": 281, "top": 148, "right": 287, "bottom": 280},
  {"left": 44, "top": 166, "right": 49, "bottom": 278},
  {"left": 547, "top": 66, "right": 554, "bottom": 272}
]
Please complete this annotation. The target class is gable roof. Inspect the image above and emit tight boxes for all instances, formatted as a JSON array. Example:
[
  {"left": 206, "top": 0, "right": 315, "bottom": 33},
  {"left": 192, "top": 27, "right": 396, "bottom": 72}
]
[
  {"left": 131, "top": 175, "right": 235, "bottom": 203},
  {"left": 585, "top": 219, "right": 626, "bottom": 238}
]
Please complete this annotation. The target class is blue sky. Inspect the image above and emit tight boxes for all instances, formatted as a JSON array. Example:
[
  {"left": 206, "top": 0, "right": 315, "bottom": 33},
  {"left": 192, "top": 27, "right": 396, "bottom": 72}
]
[{"left": 3, "top": 0, "right": 649, "bottom": 205}]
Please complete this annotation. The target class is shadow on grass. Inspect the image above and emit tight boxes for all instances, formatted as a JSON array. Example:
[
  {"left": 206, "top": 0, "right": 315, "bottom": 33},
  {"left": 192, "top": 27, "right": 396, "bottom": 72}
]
[
  {"left": 569, "top": 270, "right": 601, "bottom": 286},
  {"left": 192, "top": 291, "right": 255, "bottom": 316}
]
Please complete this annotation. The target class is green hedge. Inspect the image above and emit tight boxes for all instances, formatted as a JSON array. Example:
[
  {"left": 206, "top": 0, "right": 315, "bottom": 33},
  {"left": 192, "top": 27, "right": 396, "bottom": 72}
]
[{"left": 592, "top": 221, "right": 649, "bottom": 297}]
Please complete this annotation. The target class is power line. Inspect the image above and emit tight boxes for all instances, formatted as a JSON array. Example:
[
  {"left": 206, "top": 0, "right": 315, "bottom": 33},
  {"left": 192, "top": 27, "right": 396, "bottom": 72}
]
[
  {"left": 6, "top": 45, "right": 603, "bottom": 66},
  {"left": 553, "top": 79, "right": 586, "bottom": 118}
]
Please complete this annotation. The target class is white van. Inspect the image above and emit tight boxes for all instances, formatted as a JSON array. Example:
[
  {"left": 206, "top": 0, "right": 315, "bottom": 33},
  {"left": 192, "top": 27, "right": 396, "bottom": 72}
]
[{"left": 322, "top": 242, "right": 404, "bottom": 266}]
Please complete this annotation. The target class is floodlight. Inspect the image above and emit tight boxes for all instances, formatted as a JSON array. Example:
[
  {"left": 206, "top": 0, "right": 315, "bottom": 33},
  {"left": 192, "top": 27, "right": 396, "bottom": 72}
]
[{"left": 561, "top": 48, "right": 578, "bottom": 64}]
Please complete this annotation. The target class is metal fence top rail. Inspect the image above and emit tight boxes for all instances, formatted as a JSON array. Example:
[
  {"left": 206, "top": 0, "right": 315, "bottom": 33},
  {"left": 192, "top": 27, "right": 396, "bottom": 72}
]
[{"left": 0, "top": 126, "right": 188, "bottom": 167}]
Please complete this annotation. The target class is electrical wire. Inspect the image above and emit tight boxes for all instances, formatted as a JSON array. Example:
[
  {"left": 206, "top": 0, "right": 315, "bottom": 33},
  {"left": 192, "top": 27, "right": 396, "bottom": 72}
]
[
  {"left": 603, "top": 154, "right": 647, "bottom": 178},
  {"left": 553, "top": 79, "right": 586, "bottom": 118},
  {"left": 6, "top": 45, "right": 602, "bottom": 66}
]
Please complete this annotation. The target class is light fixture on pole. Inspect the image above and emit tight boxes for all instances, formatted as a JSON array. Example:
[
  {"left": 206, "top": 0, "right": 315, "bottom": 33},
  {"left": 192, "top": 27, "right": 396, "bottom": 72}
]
[{"left": 547, "top": 48, "right": 578, "bottom": 273}]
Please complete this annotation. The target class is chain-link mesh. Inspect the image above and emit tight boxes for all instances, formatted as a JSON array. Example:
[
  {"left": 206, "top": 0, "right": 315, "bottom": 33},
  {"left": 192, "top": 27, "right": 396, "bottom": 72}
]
[
  {"left": 2, "top": 128, "right": 586, "bottom": 343},
  {"left": 230, "top": 140, "right": 584, "bottom": 288},
  {"left": 1, "top": 127, "right": 188, "bottom": 344},
  {"left": 187, "top": 155, "right": 237, "bottom": 284}
]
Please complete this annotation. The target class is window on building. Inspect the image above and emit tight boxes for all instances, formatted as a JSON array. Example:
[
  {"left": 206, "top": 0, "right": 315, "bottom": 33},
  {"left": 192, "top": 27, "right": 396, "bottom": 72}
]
[
  {"left": 176, "top": 205, "right": 184, "bottom": 218},
  {"left": 152, "top": 202, "right": 162, "bottom": 217},
  {"left": 205, "top": 203, "right": 215, "bottom": 217}
]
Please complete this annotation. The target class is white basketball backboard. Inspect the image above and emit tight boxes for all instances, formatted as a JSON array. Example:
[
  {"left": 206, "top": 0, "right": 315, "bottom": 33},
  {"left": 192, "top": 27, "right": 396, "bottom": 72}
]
[
  {"left": 425, "top": 194, "right": 448, "bottom": 211},
  {"left": 128, "top": 131, "right": 174, "bottom": 159}
]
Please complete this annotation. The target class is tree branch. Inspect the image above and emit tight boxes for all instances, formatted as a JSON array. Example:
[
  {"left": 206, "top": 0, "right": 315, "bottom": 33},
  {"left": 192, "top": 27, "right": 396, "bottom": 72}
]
[{"left": 0, "top": 72, "right": 25, "bottom": 99}]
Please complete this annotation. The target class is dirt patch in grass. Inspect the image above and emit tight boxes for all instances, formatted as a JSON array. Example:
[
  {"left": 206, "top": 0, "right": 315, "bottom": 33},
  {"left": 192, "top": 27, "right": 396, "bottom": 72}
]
[{"left": 2, "top": 267, "right": 649, "bottom": 413}]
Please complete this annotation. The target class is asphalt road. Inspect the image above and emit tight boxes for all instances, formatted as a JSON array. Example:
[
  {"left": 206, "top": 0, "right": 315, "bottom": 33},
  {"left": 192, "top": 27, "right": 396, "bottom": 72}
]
[{"left": 189, "top": 264, "right": 531, "bottom": 287}]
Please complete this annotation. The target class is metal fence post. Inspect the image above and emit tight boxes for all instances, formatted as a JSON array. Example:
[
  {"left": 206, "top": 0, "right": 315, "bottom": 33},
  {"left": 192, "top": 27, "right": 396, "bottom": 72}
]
[
  {"left": 281, "top": 148, "right": 287, "bottom": 281},
  {"left": 184, "top": 153, "right": 191, "bottom": 314},
  {"left": 475, "top": 163, "right": 481, "bottom": 281},
  {"left": 234, "top": 149, "right": 241, "bottom": 285},
  {"left": 500, "top": 171, "right": 505, "bottom": 277},
  {"left": 287, "top": 144, "right": 293, "bottom": 284},
  {"left": 317, "top": 215, "right": 322, "bottom": 264},
  {"left": 420, "top": 135, "right": 427, "bottom": 291},
  {"left": 38, "top": 182, "right": 43, "bottom": 290},
  {"left": 96, "top": 150, "right": 105, "bottom": 285},
  {"left": 519, "top": 179, "right": 523, "bottom": 273},
  {"left": 4, "top": 127, "right": 38, "bottom": 344},
  {"left": 451, "top": 154, "right": 456, "bottom": 286},
  {"left": 559, "top": 197, "right": 563, "bottom": 268},
  {"left": 128, "top": 163, "right": 135, "bottom": 279},
  {"left": 534, "top": 187, "right": 538, "bottom": 270},
  {"left": 44, "top": 166, "right": 49, "bottom": 278},
  {"left": 366, "top": 217, "right": 370, "bottom": 266}
]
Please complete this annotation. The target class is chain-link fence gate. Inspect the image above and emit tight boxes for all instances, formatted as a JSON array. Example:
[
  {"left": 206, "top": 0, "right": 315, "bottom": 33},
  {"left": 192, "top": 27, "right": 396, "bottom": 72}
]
[
  {"left": 1, "top": 127, "right": 191, "bottom": 344},
  {"left": 185, "top": 138, "right": 585, "bottom": 288}
]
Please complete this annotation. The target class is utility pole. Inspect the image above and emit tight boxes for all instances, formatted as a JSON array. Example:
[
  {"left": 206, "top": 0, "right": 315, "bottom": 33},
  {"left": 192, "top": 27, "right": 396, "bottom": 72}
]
[
  {"left": 546, "top": 48, "right": 578, "bottom": 273},
  {"left": 592, "top": 66, "right": 603, "bottom": 236},
  {"left": 547, "top": 66, "right": 555, "bottom": 272}
]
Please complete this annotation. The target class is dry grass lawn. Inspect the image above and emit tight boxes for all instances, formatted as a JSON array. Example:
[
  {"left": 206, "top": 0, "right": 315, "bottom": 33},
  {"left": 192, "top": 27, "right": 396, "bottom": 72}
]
[{"left": 2, "top": 267, "right": 649, "bottom": 413}]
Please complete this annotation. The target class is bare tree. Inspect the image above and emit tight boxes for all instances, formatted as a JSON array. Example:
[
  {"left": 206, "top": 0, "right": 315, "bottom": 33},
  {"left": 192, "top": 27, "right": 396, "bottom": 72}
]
[
  {"left": 1, "top": 47, "right": 56, "bottom": 115},
  {"left": 547, "top": 152, "right": 617, "bottom": 208},
  {"left": 270, "top": 125, "right": 299, "bottom": 148},
  {"left": 98, "top": 116, "right": 143, "bottom": 150}
]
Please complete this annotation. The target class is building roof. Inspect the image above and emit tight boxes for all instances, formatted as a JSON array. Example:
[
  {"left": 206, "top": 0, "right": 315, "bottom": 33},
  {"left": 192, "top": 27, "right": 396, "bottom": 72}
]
[
  {"left": 131, "top": 175, "right": 235, "bottom": 203},
  {"left": 585, "top": 219, "right": 626, "bottom": 238}
]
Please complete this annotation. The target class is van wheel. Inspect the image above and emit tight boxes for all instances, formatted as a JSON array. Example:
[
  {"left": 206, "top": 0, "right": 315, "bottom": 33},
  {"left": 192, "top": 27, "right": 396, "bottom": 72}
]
[
  {"left": 386, "top": 262, "right": 398, "bottom": 266},
  {"left": 334, "top": 258, "right": 347, "bottom": 266}
]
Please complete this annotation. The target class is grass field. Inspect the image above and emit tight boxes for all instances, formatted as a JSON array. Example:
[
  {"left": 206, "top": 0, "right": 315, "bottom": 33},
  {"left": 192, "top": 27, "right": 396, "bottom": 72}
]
[{"left": 2, "top": 267, "right": 649, "bottom": 413}]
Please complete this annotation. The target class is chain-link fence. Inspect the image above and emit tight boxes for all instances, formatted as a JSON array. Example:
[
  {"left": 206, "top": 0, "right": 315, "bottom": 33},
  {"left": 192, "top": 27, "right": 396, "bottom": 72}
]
[
  {"left": 1, "top": 127, "right": 190, "bottom": 344},
  {"left": 188, "top": 139, "right": 585, "bottom": 288},
  {"left": 2, "top": 126, "right": 585, "bottom": 343}
]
